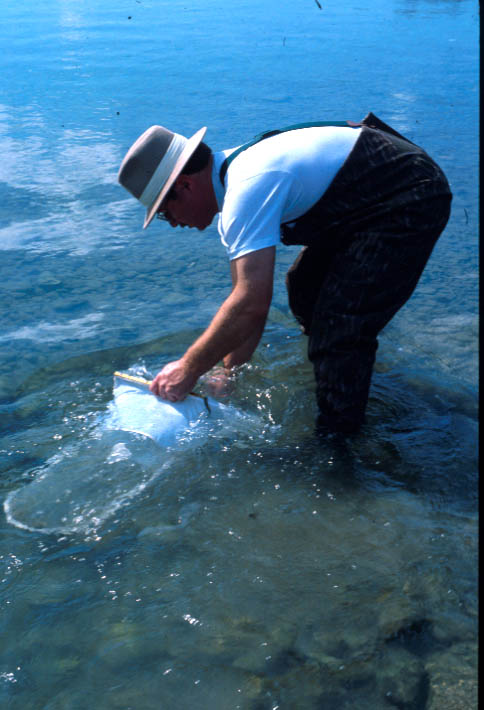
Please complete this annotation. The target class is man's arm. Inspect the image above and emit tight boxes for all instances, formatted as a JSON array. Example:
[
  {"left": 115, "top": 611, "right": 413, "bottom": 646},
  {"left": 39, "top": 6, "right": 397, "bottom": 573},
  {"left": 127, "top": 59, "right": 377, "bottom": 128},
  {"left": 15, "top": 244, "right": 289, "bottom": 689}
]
[
  {"left": 222, "top": 253, "right": 271, "bottom": 367},
  {"left": 150, "top": 246, "right": 275, "bottom": 400}
]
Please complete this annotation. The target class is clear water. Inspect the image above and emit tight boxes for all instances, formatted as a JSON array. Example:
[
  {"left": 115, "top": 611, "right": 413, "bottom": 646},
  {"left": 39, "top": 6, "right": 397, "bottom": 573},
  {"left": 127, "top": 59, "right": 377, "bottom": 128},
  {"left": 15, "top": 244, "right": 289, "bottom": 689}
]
[{"left": 0, "top": 0, "right": 478, "bottom": 708}]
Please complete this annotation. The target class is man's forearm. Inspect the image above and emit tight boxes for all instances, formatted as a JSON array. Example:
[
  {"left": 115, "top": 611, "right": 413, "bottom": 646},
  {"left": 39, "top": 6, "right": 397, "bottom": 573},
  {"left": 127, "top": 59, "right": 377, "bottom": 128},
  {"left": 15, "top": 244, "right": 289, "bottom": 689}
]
[
  {"left": 183, "top": 290, "right": 268, "bottom": 376},
  {"left": 223, "top": 324, "right": 266, "bottom": 368},
  {"left": 150, "top": 247, "right": 275, "bottom": 401}
]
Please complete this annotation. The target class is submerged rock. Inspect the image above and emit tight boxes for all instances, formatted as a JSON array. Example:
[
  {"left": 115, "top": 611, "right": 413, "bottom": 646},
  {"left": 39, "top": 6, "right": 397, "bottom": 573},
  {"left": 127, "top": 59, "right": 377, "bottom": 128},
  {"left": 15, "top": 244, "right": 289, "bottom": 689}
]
[
  {"left": 376, "top": 647, "right": 427, "bottom": 707},
  {"left": 425, "top": 641, "right": 478, "bottom": 710}
]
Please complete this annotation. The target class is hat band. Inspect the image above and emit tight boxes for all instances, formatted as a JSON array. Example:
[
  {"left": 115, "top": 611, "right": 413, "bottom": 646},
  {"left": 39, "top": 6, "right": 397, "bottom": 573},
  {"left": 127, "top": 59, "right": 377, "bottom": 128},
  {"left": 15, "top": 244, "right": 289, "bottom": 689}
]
[{"left": 139, "top": 133, "right": 188, "bottom": 208}]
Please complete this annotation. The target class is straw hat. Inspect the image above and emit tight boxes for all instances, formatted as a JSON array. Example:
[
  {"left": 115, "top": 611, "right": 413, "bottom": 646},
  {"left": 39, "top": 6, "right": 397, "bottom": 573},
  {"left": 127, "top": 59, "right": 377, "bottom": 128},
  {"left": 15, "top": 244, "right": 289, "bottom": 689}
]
[{"left": 118, "top": 125, "right": 207, "bottom": 228}]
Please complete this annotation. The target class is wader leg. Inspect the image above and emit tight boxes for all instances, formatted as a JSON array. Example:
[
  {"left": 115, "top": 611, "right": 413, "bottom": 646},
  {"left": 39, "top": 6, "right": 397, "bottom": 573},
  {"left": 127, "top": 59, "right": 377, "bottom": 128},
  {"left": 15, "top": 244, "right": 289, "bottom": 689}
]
[
  {"left": 285, "top": 243, "right": 337, "bottom": 334},
  {"left": 307, "top": 196, "right": 452, "bottom": 433}
]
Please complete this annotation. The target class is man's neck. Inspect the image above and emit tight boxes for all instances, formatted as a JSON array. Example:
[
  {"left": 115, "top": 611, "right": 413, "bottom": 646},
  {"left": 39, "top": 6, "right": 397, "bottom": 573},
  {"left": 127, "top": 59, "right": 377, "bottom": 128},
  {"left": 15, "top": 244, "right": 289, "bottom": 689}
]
[
  {"left": 201, "top": 154, "right": 219, "bottom": 216},
  {"left": 209, "top": 152, "right": 226, "bottom": 212}
]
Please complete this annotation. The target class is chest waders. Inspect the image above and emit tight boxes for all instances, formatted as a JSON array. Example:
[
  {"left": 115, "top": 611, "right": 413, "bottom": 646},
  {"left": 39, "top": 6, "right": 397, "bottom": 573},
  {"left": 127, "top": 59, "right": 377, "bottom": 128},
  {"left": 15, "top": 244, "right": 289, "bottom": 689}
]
[
  {"left": 219, "top": 113, "right": 421, "bottom": 251},
  {"left": 219, "top": 114, "right": 452, "bottom": 433}
]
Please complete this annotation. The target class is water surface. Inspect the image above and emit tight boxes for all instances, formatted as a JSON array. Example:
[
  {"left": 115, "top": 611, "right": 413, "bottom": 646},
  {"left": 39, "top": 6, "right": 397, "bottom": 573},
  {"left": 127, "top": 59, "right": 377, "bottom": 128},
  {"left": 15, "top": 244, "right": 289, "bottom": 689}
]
[{"left": 0, "top": 0, "right": 478, "bottom": 708}]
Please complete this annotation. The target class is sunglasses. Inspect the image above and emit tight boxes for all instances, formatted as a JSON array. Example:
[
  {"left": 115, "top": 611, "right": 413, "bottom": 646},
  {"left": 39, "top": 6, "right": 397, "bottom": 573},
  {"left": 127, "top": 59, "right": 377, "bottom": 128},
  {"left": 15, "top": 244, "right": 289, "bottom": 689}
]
[{"left": 156, "top": 186, "right": 178, "bottom": 222}]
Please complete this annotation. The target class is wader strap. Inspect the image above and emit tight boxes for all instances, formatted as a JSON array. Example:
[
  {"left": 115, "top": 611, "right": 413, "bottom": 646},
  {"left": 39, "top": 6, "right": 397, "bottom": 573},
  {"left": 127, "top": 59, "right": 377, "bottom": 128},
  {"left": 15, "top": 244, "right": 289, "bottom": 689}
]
[{"left": 218, "top": 120, "right": 354, "bottom": 185}]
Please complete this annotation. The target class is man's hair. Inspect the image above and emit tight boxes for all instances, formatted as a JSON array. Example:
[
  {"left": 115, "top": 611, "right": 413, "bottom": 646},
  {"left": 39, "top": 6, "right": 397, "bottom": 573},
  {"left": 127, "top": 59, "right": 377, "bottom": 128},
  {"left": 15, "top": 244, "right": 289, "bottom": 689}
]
[
  {"left": 181, "top": 141, "right": 212, "bottom": 175},
  {"left": 159, "top": 142, "right": 213, "bottom": 207}
]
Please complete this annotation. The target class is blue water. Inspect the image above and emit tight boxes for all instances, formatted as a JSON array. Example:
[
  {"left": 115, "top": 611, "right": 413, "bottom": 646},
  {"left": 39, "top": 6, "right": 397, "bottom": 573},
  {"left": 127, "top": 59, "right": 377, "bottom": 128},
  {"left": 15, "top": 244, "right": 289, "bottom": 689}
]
[{"left": 0, "top": 0, "right": 478, "bottom": 708}]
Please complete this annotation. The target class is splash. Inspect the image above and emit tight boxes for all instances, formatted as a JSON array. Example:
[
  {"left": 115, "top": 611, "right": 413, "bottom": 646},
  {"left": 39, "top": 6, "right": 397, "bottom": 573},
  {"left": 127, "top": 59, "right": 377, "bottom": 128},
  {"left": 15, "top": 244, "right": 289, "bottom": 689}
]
[
  {"left": 4, "top": 431, "right": 167, "bottom": 535},
  {"left": 4, "top": 378, "right": 246, "bottom": 536}
]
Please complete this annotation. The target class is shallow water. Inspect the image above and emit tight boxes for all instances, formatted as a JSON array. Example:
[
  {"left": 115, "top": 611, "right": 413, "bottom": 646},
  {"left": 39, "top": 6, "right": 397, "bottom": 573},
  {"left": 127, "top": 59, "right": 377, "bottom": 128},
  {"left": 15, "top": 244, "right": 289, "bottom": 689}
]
[{"left": 0, "top": 0, "right": 478, "bottom": 708}]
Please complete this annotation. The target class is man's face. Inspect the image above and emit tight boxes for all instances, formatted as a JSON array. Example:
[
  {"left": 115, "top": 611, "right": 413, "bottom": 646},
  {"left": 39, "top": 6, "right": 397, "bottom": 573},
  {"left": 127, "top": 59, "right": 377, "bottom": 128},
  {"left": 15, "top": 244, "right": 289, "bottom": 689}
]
[{"left": 157, "top": 175, "right": 216, "bottom": 231}]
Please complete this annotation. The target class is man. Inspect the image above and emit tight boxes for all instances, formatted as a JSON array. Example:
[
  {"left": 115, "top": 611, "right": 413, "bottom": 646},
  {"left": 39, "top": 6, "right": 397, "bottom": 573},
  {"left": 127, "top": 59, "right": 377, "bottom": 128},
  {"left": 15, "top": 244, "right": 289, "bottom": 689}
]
[{"left": 118, "top": 114, "right": 451, "bottom": 433}]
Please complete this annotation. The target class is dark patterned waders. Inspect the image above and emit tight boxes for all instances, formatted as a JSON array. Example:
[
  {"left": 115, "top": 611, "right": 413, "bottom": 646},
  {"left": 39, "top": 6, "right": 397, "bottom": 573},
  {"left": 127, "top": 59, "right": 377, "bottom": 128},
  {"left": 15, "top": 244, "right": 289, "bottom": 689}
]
[{"left": 221, "top": 113, "right": 452, "bottom": 433}]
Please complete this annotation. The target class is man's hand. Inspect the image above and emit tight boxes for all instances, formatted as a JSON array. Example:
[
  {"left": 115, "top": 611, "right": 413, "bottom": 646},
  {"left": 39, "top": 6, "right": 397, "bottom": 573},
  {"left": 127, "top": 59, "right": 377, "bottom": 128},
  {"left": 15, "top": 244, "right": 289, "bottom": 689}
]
[
  {"left": 201, "top": 366, "right": 235, "bottom": 399},
  {"left": 149, "top": 359, "right": 199, "bottom": 401}
]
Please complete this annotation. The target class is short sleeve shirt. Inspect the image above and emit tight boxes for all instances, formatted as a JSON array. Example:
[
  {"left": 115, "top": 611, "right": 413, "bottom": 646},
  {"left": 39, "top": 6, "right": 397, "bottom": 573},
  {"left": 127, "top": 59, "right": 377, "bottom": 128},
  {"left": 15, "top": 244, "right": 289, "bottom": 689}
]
[{"left": 212, "top": 126, "right": 361, "bottom": 260}]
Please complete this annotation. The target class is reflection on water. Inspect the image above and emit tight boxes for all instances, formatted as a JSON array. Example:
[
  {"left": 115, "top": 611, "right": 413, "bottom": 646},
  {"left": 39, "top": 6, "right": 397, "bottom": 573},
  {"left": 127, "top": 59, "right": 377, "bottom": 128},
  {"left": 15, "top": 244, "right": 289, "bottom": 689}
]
[{"left": 0, "top": 0, "right": 478, "bottom": 707}]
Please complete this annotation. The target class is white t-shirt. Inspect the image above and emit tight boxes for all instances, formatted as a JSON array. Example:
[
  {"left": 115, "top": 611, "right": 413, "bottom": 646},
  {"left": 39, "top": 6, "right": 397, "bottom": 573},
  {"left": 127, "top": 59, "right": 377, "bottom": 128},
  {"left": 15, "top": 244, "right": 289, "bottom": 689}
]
[{"left": 212, "top": 126, "right": 361, "bottom": 260}]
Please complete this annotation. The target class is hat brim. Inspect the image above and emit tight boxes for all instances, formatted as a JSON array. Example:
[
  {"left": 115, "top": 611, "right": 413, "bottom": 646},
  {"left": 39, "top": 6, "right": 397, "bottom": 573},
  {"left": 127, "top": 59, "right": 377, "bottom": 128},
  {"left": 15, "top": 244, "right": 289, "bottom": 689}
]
[{"left": 143, "top": 126, "right": 207, "bottom": 229}]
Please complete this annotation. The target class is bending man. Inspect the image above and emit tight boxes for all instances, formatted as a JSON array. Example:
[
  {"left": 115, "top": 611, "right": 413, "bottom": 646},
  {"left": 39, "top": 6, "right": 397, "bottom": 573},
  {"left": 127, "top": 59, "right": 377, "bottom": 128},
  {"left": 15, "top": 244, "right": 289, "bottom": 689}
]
[{"left": 117, "top": 114, "right": 451, "bottom": 433}]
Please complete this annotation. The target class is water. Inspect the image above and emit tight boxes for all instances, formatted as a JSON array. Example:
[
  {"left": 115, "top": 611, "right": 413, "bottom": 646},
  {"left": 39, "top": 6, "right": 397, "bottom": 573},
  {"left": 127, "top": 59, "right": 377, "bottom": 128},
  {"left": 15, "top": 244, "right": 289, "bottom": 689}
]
[{"left": 0, "top": 0, "right": 478, "bottom": 708}]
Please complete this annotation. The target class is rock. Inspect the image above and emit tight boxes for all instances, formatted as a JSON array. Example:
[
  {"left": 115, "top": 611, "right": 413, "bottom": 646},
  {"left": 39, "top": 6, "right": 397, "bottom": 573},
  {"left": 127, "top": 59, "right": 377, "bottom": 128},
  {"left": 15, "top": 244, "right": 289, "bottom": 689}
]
[
  {"left": 375, "top": 647, "right": 427, "bottom": 707},
  {"left": 377, "top": 592, "right": 419, "bottom": 638},
  {"left": 432, "top": 609, "right": 477, "bottom": 646},
  {"left": 426, "top": 678, "right": 477, "bottom": 710},
  {"left": 425, "top": 641, "right": 477, "bottom": 710}
]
